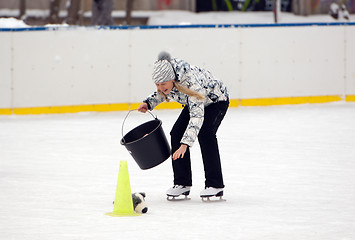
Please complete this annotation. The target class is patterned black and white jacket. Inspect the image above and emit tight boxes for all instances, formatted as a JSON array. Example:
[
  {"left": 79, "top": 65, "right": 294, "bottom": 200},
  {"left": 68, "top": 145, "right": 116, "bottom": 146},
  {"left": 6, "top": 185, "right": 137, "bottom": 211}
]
[{"left": 144, "top": 58, "right": 229, "bottom": 147}]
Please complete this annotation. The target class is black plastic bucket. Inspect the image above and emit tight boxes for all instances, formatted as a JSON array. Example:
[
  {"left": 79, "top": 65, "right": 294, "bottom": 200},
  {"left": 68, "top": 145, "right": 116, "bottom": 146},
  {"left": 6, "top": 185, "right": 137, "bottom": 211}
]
[{"left": 120, "top": 110, "right": 171, "bottom": 170}]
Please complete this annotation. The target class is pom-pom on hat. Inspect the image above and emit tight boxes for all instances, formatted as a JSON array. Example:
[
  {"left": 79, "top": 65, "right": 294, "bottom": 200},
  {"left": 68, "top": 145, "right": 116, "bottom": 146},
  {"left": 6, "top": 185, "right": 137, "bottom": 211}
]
[
  {"left": 152, "top": 51, "right": 175, "bottom": 83},
  {"left": 158, "top": 51, "right": 171, "bottom": 61}
]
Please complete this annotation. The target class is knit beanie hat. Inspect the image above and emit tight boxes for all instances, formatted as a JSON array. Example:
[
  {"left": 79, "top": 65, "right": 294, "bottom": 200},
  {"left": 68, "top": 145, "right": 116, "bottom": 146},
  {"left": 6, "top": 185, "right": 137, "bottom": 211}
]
[{"left": 152, "top": 51, "right": 175, "bottom": 83}]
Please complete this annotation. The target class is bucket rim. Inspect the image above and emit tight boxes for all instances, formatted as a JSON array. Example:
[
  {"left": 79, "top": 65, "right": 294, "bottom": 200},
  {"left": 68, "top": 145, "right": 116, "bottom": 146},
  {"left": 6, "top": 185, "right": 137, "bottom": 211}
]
[{"left": 120, "top": 119, "right": 162, "bottom": 146}]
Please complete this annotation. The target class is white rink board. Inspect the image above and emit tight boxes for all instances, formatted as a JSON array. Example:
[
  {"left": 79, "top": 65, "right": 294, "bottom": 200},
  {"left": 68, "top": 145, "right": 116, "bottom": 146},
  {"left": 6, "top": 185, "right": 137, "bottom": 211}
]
[
  {"left": 345, "top": 26, "right": 355, "bottom": 95},
  {"left": 240, "top": 26, "right": 345, "bottom": 98},
  {"left": 1, "top": 24, "right": 355, "bottom": 110},
  {"left": 0, "top": 33, "right": 12, "bottom": 108},
  {"left": 12, "top": 30, "right": 131, "bottom": 108}
]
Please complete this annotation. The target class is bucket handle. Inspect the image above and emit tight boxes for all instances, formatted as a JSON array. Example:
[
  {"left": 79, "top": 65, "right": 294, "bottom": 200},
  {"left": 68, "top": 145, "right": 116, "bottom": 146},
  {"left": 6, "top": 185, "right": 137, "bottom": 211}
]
[{"left": 121, "top": 109, "right": 157, "bottom": 139}]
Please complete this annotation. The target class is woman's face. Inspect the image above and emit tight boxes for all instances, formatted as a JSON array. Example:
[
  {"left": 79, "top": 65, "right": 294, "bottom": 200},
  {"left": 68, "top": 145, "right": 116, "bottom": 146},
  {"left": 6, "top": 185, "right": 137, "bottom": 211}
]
[{"left": 155, "top": 80, "right": 174, "bottom": 94}]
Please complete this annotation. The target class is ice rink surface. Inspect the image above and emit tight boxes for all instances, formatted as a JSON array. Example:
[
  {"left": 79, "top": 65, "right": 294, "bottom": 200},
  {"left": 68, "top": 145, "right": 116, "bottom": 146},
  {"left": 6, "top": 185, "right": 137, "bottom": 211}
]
[{"left": 1, "top": 102, "right": 355, "bottom": 240}]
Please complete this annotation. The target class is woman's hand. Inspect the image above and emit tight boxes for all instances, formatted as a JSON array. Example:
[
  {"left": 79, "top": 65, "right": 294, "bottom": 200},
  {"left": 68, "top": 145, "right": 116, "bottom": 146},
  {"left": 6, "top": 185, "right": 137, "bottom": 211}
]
[
  {"left": 172, "top": 144, "right": 188, "bottom": 160},
  {"left": 138, "top": 103, "right": 148, "bottom": 113}
]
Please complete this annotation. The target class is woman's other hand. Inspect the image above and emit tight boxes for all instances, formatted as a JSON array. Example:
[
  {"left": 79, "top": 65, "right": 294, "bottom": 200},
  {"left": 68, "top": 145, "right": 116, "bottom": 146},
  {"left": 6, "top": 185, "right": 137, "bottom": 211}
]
[{"left": 172, "top": 144, "right": 188, "bottom": 160}]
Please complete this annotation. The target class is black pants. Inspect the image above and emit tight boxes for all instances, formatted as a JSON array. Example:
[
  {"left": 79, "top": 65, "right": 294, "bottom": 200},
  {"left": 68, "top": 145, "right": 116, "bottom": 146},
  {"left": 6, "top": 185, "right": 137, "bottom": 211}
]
[{"left": 170, "top": 100, "right": 229, "bottom": 188}]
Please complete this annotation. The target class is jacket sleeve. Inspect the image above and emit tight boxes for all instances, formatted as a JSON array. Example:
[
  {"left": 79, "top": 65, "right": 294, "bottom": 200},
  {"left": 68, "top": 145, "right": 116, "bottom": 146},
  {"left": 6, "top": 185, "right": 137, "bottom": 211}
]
[
  {"left": 177, "top": 70, "right": 207, "bottom": 147},
  {"left": 180, "top": 97, "right": 204, "bottom": 147},
  {"left": 143, "top": 91, "right": 165, "bottom": 110}
]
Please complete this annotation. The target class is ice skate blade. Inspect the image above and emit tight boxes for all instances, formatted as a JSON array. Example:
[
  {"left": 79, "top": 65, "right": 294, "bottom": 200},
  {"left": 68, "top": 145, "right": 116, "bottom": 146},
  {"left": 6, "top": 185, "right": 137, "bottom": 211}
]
[
  {"left": 167, "top": 195, "right": 191, "bottom": 201},
  {"left": 201, "top": 196, "right": 226, "bottom": 202}
]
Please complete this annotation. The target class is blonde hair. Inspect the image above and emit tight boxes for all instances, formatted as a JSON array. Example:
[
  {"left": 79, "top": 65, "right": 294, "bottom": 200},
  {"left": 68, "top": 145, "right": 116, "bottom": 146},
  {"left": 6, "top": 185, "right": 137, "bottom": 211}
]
[{"left": 158, "top": 81, "right": 205, "bottom": 102}]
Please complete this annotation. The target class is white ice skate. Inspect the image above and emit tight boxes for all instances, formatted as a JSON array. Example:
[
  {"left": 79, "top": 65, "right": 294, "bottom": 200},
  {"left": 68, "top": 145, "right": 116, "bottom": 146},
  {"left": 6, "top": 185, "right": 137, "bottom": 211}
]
[
  {"left": 200, "top": 187, "right": 225, "bottom": 202},
  {"left": 166, "top": 185, "right": 191, "bottom": 201}
]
